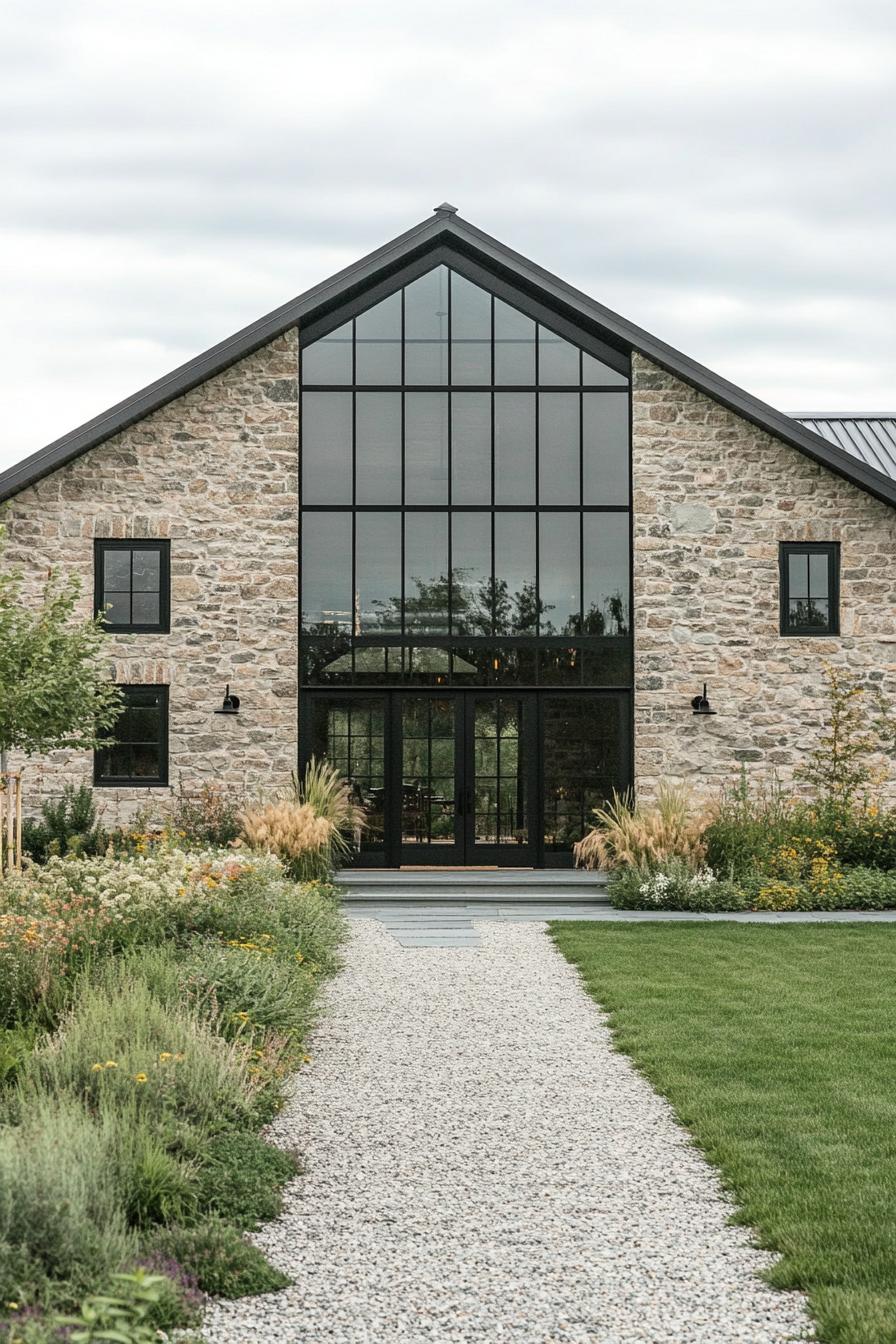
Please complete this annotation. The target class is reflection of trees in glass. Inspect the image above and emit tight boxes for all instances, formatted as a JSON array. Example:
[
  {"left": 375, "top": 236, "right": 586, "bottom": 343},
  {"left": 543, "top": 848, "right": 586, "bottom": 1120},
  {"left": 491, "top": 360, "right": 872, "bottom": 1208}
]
[
  {"left": 307, "top": 579, "right": 630, "bottom": 638},
  {"left": 789, "top": 599, "right": 828, "bottom": 629}
]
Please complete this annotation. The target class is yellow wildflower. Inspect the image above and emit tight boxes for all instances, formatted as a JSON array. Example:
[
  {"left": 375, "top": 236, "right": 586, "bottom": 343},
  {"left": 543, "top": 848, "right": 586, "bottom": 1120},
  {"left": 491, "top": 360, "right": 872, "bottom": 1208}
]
[
  {"left": 232, "top": 1011, "right": 250, "bottom": 1023},
  {"left": 105, "top": 1060, "right": 118, "bottom": 1069},
  {"left": 133, "top": 1072, "right": 148, "bottom": 1084},
  {"left": 294, "top": 950, "right": 304, "bottom": 963},
  {"left": 302, "top": 1055, "right": 312, "bottom": 1064},
  {"left": 90, "top": 1062, "right": 104, "bottom": 1072},
  {"left": 158, "top": 1052, "right": 173, "bottom": 1062}
]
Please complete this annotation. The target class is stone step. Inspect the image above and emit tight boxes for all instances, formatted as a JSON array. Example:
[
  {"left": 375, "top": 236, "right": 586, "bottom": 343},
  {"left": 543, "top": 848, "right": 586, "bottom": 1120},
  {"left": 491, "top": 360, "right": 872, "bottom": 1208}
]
[{"left": 335, "top": 867, "right": 610, "bottom": 904}]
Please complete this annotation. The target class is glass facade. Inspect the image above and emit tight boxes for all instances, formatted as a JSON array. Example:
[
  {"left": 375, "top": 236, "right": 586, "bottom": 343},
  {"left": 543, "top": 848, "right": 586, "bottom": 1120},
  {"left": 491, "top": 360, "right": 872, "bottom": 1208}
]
[
  {"left": 300, "top": 262, "right": 631, "bottom": 688},
  {"left": 300, "top": 259, "right": 632, "bottom": 863}
]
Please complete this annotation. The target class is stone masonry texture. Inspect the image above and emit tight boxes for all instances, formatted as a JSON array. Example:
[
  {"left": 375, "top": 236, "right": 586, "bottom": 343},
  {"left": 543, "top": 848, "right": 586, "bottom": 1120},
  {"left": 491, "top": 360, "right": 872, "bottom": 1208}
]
[
  {"left": 4, "top": 332, "right": 896, "bottom": 822},
  {"left": 2, "top": 330, "right": 299, "bottom": 824},
  {"left": 632, "top": 353, "right": 896, "bottom": 803}
]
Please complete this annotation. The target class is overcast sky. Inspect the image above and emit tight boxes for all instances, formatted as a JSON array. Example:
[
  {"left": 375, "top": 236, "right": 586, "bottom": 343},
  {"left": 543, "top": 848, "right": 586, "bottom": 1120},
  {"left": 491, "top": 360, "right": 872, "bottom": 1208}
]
[{"left": 2, "top": 0, "right": 894, "bottom": 473}]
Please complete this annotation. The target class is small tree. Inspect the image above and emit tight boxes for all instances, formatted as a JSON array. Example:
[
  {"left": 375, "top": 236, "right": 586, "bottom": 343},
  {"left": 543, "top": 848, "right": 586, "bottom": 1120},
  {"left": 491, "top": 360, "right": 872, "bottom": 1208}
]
[
  {"left": 0, "top": 525, "right": 123, "bottom": 776},
  {"left": 795, "top": 663, "right": 883, "bottom": 807}
]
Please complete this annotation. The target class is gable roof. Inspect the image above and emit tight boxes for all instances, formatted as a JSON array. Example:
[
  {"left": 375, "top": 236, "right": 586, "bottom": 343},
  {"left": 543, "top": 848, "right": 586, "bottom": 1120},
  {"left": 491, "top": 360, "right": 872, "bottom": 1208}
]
[
  {"left": 2, "top": 206, "right": 895, "bottom": 508},
  {"left": 792, "top": 415, "right": 896, "bottom": 482}
]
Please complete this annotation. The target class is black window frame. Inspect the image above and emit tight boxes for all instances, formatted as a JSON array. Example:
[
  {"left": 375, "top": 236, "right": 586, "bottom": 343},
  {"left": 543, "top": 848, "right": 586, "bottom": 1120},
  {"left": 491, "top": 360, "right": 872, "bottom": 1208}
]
[
  {"left": 94, "top": 684, "right": 170, "bottom": 787},
  {"left": 94, "top": 539, "right": 171, "bottom": 634},
  {"left": 779, "top": 542, "right": 840, "bottom": 637}
]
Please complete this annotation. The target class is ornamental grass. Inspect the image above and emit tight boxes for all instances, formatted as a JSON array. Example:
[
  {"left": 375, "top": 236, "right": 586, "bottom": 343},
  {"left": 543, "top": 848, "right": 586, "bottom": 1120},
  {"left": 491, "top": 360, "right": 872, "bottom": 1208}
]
[{"left": 574, "top": 783, "right": 708, "bottom": 872}]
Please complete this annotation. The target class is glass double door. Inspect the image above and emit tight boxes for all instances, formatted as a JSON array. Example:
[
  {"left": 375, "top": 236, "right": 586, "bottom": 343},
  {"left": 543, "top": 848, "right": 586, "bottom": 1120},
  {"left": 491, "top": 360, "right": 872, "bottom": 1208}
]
[{"left": 399, "top": 693, "right": 536, "bottom": 866}]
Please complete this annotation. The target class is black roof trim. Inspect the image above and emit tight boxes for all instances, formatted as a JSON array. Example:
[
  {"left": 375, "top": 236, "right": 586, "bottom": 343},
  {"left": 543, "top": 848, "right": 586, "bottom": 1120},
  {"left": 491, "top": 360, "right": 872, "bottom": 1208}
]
[{"left": 3, "top": 211, "right": 895, "bottom": 508}]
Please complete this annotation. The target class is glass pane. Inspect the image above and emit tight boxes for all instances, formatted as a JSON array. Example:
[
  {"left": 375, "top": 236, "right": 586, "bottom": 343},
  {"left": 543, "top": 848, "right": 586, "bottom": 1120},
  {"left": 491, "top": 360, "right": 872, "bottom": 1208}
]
[
  {"left": 103, "top": 593, "right": 131, "bottom": 625},
  {"left": 128, "top": 705, "right": 160, "bottom": 741},
  {"left": 809, "top": 551, "right": 829, "bottom": 599},
  {"left": 355, "top": 393, "right": 401, "bottom": 504},
  {"left": 131, "top": 744, "right": 161, "bottom": 778},
  {"left": 301, "top": 392, "right": 353, "bottom": 503},
  {"left": 539, "top": 513, "right": 581, "bottom": 635},
  {"left": 452, "top": 392, "right": 492, "bottom": 505},
  {"left": 583, "top": 513, "right": 630, "bottom": 636},
  {"left": 301, "top": 511, "right": 352, "bottom": 631},
  {"left": 355, "top": 512, "right": 401, "bottom": 634},
  {"left": 405, "top": 512, "right": 449, "bottom": 632},
  {"left": 405, "top": 392, "right": 449, "bottom": 504},
  {"left": 401, "top": 696, "right": 457, "bottom": 846},
  {"left": 539, "top": 394, "right": 580, "bottom": 504},
  {"left": 106, "top": 746, "right": 133, "bottom": 779},
  {"left": 131, "top": 592, "right": 160, "bottom": 626},
  {"left": 539, "top": 647, "right": 583, "bottom": 685},
  {"left": 494, "top": 393, "right": 536, "bottom": 505},
  {"left": 103, "top": 550, "right": 130, "bottom": 590},
  {"left": 131, "top": 549, "right": 160, "bottom": 592},
  {"left": 303, "top": 635, "right": 353, "bottom": 683},
  {"left": 450, "top": 272, "right": 491, "bottom": 384},
  {"left": 451, "top": 511, "right": 492, "bottom": 635},
  {"left": 788, "top": 552, "right": 809, "bottom": 600},
  {"left": 404, "top": 266, "right": 449, "bottom": 384},
  {"left": 543, "top": 695, "right": 625, "bottom": 851},
  {"left": 538, "top": 325, "right": 580, "bottom": 385},
  {"left": 494, "top": 512, "right": 536, "bottom": 635},
  {"left": 355, "top": 292, "right": 402, "bottom": 384},
  {"left": 583, "top": 394, "right": 629, "bottom": 505},
  {"left": 301, "top": 321, "right": 352, "bottom": 384},
  {"left": 311, "top": 697, "right": 385, "bottom": 850},
  {"left": 583, "top": 351, "right": 628, "bottom": 387},
  {"left": 494, "top": 300, "right": 536, "bottom": 384}
]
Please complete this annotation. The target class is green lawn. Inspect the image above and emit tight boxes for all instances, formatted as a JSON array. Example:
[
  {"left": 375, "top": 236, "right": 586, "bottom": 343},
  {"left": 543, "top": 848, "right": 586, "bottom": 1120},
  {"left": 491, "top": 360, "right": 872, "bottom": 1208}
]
[{"left": 549, "top": 922, "right": 896, "bottom": 1344}]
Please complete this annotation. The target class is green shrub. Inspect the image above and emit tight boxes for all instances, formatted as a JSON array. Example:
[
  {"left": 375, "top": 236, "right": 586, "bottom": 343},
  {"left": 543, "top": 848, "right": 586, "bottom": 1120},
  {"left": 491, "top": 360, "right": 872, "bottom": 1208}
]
[
  {"left": 21, "top": 785, "right": 107, "bottom": 866},
  {"left": 105, "top": 1104, "right": 200, "bottom": 1229},
  {"left": 168, "top": 783, "right": 243, "bottom": 849},
  {"left": 740, "top": 865, "right": 896, "bottom": 912},
  {"left": 827, "top": 806, "right": 896, "bottom": 869},
  {"left": 0, "top": 1098, "right": 136, "bottom": 1309},
  {"left": 146, "top": 1220, "right": 290, "bottom": 1298},
  {"left": 18, "top": 965, "right": 255, "bottom": 1135},
  {"left": 183, "top": 939, "right": 318, "bottom": 1040},
  {"left": 608, "top": 858, "right": 746, "bottom": 911},
  {"left": 0, "top": 1024, "right": 40, "bottom": 1085},
  {"left": 703, "top": 770, "right": 824, "bottom": 880},
  {"left": 53, "top": 1268, "right": 188, "bottom": 1343},
  {"left": 196, "top": 1130, "right": 298, "bottom": 1229}
]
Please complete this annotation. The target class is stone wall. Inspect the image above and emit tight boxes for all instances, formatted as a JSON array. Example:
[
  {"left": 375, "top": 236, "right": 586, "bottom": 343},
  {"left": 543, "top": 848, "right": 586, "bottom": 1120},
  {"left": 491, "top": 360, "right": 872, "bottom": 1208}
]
[
  {"left": 3, "top": 329, "right": 299, "bottom": 824},
  {"left": 632, "top": 353, "right": 896, "bottom": 803}
]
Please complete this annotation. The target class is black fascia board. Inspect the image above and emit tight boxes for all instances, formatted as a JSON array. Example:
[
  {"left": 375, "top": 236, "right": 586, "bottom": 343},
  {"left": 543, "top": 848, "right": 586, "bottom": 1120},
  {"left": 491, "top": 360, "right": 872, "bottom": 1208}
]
[{"left": 2, "top": 210, "right": 895, "bottom": 509}]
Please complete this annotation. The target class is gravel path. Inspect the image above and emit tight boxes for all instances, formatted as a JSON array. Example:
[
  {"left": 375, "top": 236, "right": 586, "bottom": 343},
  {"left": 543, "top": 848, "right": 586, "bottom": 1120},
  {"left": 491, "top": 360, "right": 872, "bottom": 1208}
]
[{"left": 202, "top": 919, "right": 810, "bottom": 1344}]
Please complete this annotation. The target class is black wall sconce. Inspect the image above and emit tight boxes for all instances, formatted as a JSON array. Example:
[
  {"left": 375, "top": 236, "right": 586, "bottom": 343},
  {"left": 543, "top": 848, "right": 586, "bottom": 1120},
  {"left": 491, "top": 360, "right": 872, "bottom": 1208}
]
[
  {"left": 691, "top": 683, "right": 716, "bottom": 716},
  {"left": 214, "top": 683, "right": 240, "bottom": 716}
]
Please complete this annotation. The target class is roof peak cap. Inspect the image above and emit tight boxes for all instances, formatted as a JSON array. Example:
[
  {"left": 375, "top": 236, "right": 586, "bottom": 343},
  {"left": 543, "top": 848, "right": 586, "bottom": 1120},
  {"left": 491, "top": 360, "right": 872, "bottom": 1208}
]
[{"left": 434, "top": 201, "right": 459, "bottom": 216}]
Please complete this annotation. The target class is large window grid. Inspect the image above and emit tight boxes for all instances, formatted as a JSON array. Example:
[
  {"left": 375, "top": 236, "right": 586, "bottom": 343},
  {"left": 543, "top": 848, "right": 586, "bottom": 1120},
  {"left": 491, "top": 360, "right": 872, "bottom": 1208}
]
[{"left": 301, "top": 263, "right": 631, "bottom": 689}]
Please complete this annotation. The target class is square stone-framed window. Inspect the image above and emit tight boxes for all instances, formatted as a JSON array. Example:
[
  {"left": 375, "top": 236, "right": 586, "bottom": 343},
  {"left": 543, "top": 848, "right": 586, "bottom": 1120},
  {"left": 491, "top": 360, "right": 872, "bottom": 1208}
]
[
  {"left": 779, "top": 542, "right": 839, "bottom": 637},
  {"left": 94, "top": 684, "right": 169, "bottom": 787},
  {"left": 94, "top": 539, "right": 171, "bottom": 633}
]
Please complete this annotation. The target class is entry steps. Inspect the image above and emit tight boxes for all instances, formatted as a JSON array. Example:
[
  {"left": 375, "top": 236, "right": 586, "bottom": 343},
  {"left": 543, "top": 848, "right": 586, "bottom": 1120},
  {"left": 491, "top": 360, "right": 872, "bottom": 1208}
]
[{"left": 335, "top": 867, "right": 610, "bottom": 904}]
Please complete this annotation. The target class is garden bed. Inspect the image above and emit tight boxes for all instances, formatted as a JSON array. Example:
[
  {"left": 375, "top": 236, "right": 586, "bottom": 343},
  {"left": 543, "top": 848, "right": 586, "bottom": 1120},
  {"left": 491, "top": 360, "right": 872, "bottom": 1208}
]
[{"left": 0, "top": 845, "right": 345, "bottom": 1342}]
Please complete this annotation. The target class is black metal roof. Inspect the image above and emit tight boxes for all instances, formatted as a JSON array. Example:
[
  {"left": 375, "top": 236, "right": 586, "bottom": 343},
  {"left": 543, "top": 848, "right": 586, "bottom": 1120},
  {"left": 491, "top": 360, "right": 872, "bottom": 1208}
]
[{"left": 3, "top": 206, "right": 895, "bottom": 508}]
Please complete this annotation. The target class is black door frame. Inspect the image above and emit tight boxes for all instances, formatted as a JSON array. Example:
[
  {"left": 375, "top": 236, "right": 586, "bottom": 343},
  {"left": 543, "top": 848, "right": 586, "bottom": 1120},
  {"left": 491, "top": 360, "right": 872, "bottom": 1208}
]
[{"left": 301, "top": 687, "right": 631, "bottom": 869}]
